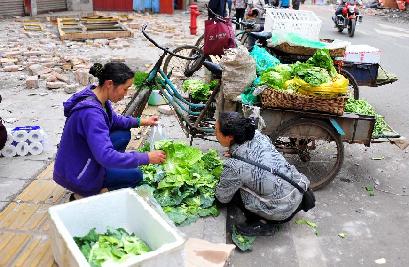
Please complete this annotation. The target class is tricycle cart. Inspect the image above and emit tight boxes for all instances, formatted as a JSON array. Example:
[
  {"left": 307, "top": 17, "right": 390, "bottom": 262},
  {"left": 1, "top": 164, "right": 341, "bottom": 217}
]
[{"left": 125, "top": 25, "right": 404, "bottom": 191}]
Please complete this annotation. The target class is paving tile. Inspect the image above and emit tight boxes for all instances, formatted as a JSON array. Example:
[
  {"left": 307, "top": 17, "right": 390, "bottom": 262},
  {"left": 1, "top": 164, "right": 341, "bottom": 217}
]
[
  {"left": 0, "top": 158, "right": 48, "bottom": 180},
  {"left": 17, "top": 180, "right": 60, "bottom": 203},
  {"left": 0, "top": 232, "right": 30, "bottom": 266},
  {"left": 0, "top": 178, "right": 28, "bottom": 202}
]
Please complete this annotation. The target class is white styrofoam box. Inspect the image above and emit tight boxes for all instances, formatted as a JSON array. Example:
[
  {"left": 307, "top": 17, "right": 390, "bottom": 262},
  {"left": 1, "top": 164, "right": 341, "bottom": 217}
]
[
  {"left": 48, "top": 189, "right": 186, "bottom": 267},
  {"left": 344, "top": 45, "right": 381, "bottom": 64},
  {"left": 264, "top": 8, "right": 322, "bottom": 40}
]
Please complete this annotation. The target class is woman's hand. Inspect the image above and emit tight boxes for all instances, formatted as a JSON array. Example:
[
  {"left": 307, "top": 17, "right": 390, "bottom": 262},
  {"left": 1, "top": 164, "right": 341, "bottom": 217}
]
[
  {"left": 141, "top": 116, "right": 159, "bottom": 126},
  {"left": 148, "top": 150, "right": 166, "bottom": 164},
  {"left": 223, "top": 150, "right": 231, "bottom": 158}
]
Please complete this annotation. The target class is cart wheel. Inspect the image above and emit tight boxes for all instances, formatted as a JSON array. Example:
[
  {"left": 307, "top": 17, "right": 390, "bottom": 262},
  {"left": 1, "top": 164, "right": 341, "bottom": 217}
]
[
  {"left": 163, "top": 45, "right": 204, "bottom": 89},
  {"left": 270, "top": 118, "right": 344, "bottom": 190},
  {"left": 340, "top": 69, "right": 359, "bottom": 100},
  {"left": 122, "top": 87, "right": 151, "bottom": 117}
]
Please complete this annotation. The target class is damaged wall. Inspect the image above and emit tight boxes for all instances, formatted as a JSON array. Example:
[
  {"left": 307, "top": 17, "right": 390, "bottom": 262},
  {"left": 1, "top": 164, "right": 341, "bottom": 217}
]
[{"left": 66, "top": 0, "right": 93, "bottom": 11}]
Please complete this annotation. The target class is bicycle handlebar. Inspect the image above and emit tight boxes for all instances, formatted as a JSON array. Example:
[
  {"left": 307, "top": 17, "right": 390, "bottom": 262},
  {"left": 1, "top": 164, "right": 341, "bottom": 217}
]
[{"left": 141, "top": 24, "right": 200, "bottom": 61}]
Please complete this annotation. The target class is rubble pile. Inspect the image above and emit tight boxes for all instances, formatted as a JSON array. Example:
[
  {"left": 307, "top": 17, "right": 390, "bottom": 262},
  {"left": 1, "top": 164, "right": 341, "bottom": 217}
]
[{"left": 0, "top": 12, "right": 204, "bottom": 95}]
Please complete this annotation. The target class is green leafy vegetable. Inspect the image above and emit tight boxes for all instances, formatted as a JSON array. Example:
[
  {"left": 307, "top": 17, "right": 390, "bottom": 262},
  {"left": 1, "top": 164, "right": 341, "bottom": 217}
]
[
  {"left": 365, "top": 185, "right": 375, "bottom": 196},
  {"left": 133, "top": 71, "right": 149, "bottom": 88},
  {"left": 74, "top": 227, "right": 151, "bottom": 267},
  {"left": 295, "top": 219, "right": 319, "bottom": 235},
  {"left": 291, "top": 62, "right": 331, "bottom": 86},
  {"left": 338, "top": 232, "right": 347, "bottom": 238},
  {"left": 231, "top": 225, "right": 256, "bottom": 251},
  {"left": 260, "top": 70, "right": 287, "bottom": 90},
  {"left": 306, "top": 49, "right": 337, "bottom": 78},
  {"left": 344, "top": 98, "right": 390, "bottom": 137},
  {"left": 182, "top": 79, "right": 219, "bottom": 101},
  {"left": 140, "top": 140, "right": 223, "bottom": 225}
]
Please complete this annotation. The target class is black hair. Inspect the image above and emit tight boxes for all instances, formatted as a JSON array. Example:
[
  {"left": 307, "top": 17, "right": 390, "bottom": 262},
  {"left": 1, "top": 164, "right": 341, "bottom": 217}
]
[
  {"left": 89, "top": 62, "right": 134, "bottom": 86},
  {"left": 218, "top": 112, "right": 256, "bottom": 145}
]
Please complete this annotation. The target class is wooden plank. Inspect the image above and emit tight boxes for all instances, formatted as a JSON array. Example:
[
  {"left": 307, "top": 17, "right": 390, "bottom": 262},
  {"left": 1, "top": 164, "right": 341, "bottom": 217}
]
[{"left": 0, "top": 233, "right": 30, "bottom": 266}]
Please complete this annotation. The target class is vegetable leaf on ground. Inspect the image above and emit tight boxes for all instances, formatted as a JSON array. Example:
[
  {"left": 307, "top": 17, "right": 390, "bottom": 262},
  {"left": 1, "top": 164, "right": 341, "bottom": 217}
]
[{"left": 232, "top": 225, "right": 256, "bottom": 251}]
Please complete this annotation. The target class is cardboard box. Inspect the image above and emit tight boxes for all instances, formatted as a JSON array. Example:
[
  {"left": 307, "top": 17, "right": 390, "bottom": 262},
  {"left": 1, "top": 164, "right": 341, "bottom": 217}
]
[
  {"left": 48, "top": 189, "right": 186, "bottom": 267},
  {"left": 344, "top": 45, "right": 381, "bottom": 64}
]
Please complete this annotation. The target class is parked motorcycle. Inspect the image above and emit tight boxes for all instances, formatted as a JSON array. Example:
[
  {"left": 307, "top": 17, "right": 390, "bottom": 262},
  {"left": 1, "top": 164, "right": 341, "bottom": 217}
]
[{"left": 333, "top": 0, "right": 362, "bottom": 37}]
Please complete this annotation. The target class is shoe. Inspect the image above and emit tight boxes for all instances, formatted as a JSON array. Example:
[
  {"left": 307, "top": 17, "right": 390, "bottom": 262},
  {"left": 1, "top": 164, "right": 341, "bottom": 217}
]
[
  {"left": 236, "top": 221, "right": 280, "bottom": 236},
  {"left": 69, "top": 193, "right": 77, "bottom": 202}
]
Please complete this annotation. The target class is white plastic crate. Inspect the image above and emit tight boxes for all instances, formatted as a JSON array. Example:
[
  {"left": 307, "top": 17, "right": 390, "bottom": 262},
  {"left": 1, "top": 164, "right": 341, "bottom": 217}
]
[
  {"left": 48, "top": 189, "right": 186, "bottom": 267},
  {"left": 264, "top": 8, "right": 322, "bottom": 40}
]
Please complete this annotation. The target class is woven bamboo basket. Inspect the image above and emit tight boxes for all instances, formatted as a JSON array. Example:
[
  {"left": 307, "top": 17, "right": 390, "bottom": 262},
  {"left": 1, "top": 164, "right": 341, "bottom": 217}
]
[
  {"left": 261, "top": 88, "right": 346, "bottom": 115},
  {"left": 275, "top": 42, "right": 346, "bottom": 57}
]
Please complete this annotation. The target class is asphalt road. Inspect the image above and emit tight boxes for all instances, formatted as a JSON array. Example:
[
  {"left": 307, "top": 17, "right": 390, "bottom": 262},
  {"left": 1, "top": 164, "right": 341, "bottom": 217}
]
[{"left": 230, "top": 5, "right": 409, "bottom": 267}]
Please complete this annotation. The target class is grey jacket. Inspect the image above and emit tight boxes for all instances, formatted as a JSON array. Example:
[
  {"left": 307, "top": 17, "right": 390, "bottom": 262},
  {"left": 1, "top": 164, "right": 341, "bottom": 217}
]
[{"left": 216, "top": 131, "right": 310, "bottom": 221}]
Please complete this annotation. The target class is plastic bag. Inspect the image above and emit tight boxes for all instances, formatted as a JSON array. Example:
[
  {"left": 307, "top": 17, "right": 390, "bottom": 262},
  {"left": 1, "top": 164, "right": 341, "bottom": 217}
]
[
  {"left": 284, "top": 74, "right": 349, "bottom": 97},
  {"left": 149, "top": 124, "right": 166, "bottom": 151},
  {"left": 249, "top": 45, "right": 280, "bottom": 75}
]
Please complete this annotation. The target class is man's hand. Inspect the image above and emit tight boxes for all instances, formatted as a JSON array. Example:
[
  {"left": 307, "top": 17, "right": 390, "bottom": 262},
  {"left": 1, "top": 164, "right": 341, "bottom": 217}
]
[
  {"left": 148, "top": 150, "right": 166, "bottom": 164},
  {"left": 141, "top": 116, "right": 159, "bottom": 126}
]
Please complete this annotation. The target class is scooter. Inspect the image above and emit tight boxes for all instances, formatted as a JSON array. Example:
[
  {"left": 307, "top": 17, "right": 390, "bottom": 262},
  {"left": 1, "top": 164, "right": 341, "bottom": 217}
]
[{"left": 333, "top": 1, "right": 362, "bottom": 37}]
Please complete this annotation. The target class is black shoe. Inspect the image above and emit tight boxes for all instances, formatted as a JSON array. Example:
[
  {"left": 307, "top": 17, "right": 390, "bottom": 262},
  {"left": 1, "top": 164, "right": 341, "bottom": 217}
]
[
  {"left": 69, "top": 193, "right": 76, "bottom": 202},
  {"left": 236, "top": 221, "right": 280, "bottom": 236}
]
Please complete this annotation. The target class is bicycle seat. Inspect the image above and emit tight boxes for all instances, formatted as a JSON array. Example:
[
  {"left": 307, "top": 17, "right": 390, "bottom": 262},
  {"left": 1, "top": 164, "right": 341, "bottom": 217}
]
[
  {"left": 203, "top": 61, "right": 222, "bottom": 77},
  {"left": 249, "top": 31, "right": 272, "bottom": 41}
]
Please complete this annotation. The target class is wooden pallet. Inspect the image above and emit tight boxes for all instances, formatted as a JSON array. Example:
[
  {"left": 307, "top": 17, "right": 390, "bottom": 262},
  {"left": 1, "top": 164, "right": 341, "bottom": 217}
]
[{"left": 57, "top": 16, "right": 132, "bottom": 41}]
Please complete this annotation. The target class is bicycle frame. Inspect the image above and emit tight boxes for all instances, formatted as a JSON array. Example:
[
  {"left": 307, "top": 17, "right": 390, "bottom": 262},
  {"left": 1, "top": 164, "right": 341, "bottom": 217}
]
[{"left": 127, "top": 50, "right": 221, "bottom": 142}]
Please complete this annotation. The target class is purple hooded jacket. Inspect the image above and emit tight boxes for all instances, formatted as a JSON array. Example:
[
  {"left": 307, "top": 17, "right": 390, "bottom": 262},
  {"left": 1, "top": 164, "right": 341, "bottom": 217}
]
[{"left": 53, "top": 85, "right": 149, "bottom": 196}]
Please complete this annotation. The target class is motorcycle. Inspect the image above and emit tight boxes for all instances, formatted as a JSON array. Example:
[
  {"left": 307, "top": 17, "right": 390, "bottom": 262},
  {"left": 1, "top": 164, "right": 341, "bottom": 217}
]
[{"left": 333, "top": 0, "right": 362, "bottom": 37}]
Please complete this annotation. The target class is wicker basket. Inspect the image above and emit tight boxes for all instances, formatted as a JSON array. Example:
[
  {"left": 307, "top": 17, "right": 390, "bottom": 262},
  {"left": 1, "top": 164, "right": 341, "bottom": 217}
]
[
  {"left": 275, "top": 42, "right": 346, "bottom": 57},
  {"left": 261, "top": 88, "right": 346, "bottom": 115}
]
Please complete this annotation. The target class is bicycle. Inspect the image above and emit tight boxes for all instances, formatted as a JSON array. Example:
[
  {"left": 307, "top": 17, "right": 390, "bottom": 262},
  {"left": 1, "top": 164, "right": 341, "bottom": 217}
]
[
  {"left": 163, "top": 8, "right": 263, "bottom": 80},
  {"left": 123, "top": 24, "right": 223, "bottom": 143}
]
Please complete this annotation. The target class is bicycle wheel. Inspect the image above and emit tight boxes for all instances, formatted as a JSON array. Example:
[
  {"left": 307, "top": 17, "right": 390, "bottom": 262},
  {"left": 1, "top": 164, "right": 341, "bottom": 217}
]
[
  {"left": 270, "top": 118, "right": 344, "bottom": 190},
  {"left": 163, "top": 45, "right": 204, "bottom": 88},
  {"left": 340, "top": 69, "right": 359, "bottom": 100}
]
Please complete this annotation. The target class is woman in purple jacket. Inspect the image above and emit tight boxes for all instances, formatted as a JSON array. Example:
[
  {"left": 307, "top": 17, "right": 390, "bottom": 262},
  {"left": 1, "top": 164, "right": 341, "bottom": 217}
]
[{"left": 53, "top": 62, "right": 166, "bottom": 201}]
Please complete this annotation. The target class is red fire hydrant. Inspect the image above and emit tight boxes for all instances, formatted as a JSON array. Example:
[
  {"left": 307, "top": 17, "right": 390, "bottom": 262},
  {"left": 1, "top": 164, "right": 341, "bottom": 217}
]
[{"left": 189, "top": 4, "right": 200, "bottom": 35}]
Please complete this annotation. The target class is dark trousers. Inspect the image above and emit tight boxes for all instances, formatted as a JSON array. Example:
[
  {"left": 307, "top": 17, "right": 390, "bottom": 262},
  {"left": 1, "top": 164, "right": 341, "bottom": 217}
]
[
  {"left": 103, "top": 130, "right": 143, "bottom": 191},
  {"left": 235, "top": 8, "right": 246, "bottom": 30},
  {"left": 218, "top": 191, "right": 302, "bottom": 224}
]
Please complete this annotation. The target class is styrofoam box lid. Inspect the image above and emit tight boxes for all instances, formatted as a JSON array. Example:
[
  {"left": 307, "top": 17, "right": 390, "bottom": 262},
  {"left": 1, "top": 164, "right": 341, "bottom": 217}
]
[
  {"left": 345, "top": 45, "right": 381, "bottom": 54},
  {"left": 265, "top": 8, "right": 322, "bottom": 23},
  {"left": 48, "top": 189, "right": 186, "bottom": 266}
]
